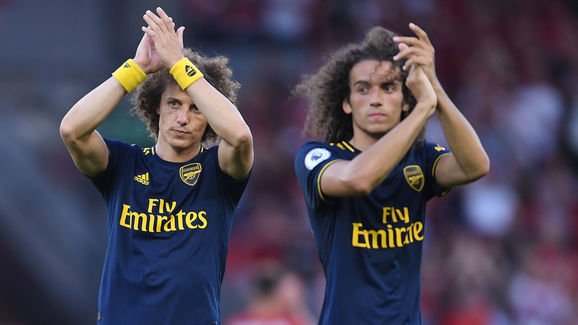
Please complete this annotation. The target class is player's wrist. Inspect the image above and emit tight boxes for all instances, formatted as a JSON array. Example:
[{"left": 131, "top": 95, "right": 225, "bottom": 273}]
[
  {"left": 131, "top": 58, "right": 150, "bottom": 74},
  {"left": 413, "top": 100, "right": 436, "bottom": 118},
  {"left": 166, "top": 55, "right": 184, "bottom": 70},
  {"left": 170, "top": 58, "right": 204, "bottom": 90},
  {"left": 112, "top": 59, "right": 147, "bottom": 93},
  {"left": 431, "top": 77, "right": 444, "bottom": 95}
]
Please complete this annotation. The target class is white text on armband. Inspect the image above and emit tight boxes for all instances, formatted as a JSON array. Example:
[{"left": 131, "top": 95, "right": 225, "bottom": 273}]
[
  {"left": 352, "top": 206, "right": 424, "bottom": 249},
  {"left": 119, "top": 198, "right": 207, "bottom": 233}
]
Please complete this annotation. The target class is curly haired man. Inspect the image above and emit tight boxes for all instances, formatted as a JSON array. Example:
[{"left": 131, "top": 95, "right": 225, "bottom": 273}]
[
  {"left": 60, "top": 7, "right": 253, "bottom": 324},
  {"left": 294, "top": 24, "right": 489, "bottom": 324}
]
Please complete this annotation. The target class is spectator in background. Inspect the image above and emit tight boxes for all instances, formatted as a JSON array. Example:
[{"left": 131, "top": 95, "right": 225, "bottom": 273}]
[{"left": 226, "top": 263, "right": 314, "bottom": 325}]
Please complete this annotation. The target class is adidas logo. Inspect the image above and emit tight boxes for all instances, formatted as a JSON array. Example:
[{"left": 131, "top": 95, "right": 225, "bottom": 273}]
[
  {"left": 124, "top": 63, "right": 131, "bottom": 68},
  {"left": 185, "top": 65, "right": 196, "bottom": 77},
  {"left": 134, "top": 172, "right": 149, "bottom": 185}
]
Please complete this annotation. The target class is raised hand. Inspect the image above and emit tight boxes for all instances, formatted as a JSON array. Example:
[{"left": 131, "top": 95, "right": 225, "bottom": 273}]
[
  {"left": 142, "top": 7, "right": 185, "bottom": 69},
  {"left": 393, "top": 23, "right": 438, "bottom": 84},
  {"left": 133, "top": 33, "right": 163, "bottom": 74},
  {"left": 405, "top": 64, "right": 437, "bottom": 118}
]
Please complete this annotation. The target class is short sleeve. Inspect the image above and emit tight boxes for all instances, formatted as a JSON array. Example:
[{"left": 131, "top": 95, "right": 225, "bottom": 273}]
[
  {"left": 90, "top": 138, "right": 134, "bottom": 199},
  {"left": 424, "top": 142, "right": 451, "bottom": 200},
  {"left": 294, "top": 142, "right": 341, "bottom": 210},
  {"left": 209, "top": 146, "right": 251, "bottom": 203}
]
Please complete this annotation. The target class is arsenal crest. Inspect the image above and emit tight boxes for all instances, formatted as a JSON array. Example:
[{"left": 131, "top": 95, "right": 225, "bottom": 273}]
[
  {"left": 403, "top": 165, "right": 424, "bottom": 192},
  {"left": 180, "top": 163, "right": 202, "bottom": 186}
]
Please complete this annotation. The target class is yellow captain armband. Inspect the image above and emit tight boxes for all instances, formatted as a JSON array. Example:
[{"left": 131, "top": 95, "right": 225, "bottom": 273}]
[
  {"left": 112, "top": 59, "right": 147, "bottom": 93},
  {"left": 170, "top": 58, "right": 204, "bottom": 90}
]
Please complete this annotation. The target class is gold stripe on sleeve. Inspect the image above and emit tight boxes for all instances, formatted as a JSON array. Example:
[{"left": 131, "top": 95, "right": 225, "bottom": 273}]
[
  {"left": 431, "top": 153, "right": 451, "bottom": 177},
  {"left": 317, "top": 159, "right": 341, "bottom": 201}
]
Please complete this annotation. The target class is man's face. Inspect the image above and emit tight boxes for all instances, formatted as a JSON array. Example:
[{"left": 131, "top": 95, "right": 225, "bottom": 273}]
[
  {"left": 156, "top": 82, "right": 208, "bottom": 152},
  {"left": 343, "top": 60, "right": 408, "bottom": 138}
]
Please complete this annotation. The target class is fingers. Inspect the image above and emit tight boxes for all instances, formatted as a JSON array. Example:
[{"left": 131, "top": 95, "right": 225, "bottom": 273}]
[
  {"left": 393, "top": 36, "right": 424, "bottom": 48},
  {"left": 156, "top": 7, "right": 173, "bottom": 24},
  {"left": 394, "top": 46, "right": 428, "bottom": 61},
  {"left": 140, "top": 7, "right": 184, "bottom": 69},
  {"left": 394, "top": 43, "right": 411, "bottom": 61},
  {"left": 143, "top": 11, "right": 163, "bottom": 35},
  {"left": 155, "top": 7, "right": 176, "bottom": 31},
  {"left": 143, "top": 11, "right": 159, "bottom": 32},
  {"left": 394, "top": 46, "right": 431, "bottom": 69},
  {"left": 393, "top": 23, "right": 435, "bottom": 71},
  {"left": 393, "top": 23, "right": 433, "bottom": 55},
  {"left": 408, "top": 23, "right": 432, "bottom": 46},
  {"left": 142, "top": 7, "right": 175, "bottom": 37},
  {"left": 403, "top": 57, "right": 431, "bottom": 70},
  {"left": 397, "top": 43, "right": 409, "bottom": 52},
  {"left": 393, "top": 24, "right": 431, "bottom": 46}
]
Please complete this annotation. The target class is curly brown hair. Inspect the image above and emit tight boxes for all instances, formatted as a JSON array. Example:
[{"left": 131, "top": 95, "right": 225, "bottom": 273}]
[
  {"left": 295, "top": 27, "right": 422, "bottom": 144},
  {"left": 131, "top": 48, "right": 240, "bottom": 146}
]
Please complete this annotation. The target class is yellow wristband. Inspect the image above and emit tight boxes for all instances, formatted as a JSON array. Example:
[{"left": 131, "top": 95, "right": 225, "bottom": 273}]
[
  {"left": 112, "top": 59, "right": 147, "bottom": 93},
  {"left": 170, "top": 58, "right": 204, "bottom": 90}
]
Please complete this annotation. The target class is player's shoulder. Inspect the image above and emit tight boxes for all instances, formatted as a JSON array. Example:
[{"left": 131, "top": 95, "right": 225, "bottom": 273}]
[
  {"left": 103, "top": 138, "right": 146, "bottom": 155},
  {"left": 103, "top": 138, "right": 129, "bottom": 148},
  {"left": 296, "top": 141, "right": 337, "bottom": 158},
  {"left": 298, "top": 140, "right": 330, "bottom": 152},
  {"left": 200, "top": 144, "right": 219, "bottom": 162},
  {"left": 296, "top": 140, "right": 354, "bottom": 172},
  {"left": 422, "top": 141, "right": 450, "bottom": 155},
  {"left": 297, "top": 140, "right": 356, "bottom": 154}
]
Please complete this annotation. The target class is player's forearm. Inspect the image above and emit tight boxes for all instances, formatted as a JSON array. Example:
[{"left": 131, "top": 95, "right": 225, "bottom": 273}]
[
  {"left": 186, "top": 79, "right": 252, "bottom": 148},
  {"left": 435, "top": 84, "right": 490, "bottom": 179},
  {"left": 60, "top": 77, "right": 126, "bottom": 143},
  {"left": 347, "top": 103, "right": 433, "bottom": 193}
]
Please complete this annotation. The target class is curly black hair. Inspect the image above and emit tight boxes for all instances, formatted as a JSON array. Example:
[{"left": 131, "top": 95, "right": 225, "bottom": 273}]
[
  {"left": 131, "top": 48, "right": 240, "bottom": 146},
  {"left": 294, "top": 26, "right": 422, "bottom": 144}
]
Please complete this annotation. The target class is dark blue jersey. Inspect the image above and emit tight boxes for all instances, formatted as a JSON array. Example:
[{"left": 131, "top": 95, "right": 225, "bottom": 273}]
[
  {"left": 294, "top": 140, "right": 449, "bottom": 325},
  {"left": 91, "top": 139, "right": 250, "bottom": 325}
]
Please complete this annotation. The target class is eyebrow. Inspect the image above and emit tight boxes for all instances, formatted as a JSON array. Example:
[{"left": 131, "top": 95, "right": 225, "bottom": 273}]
[
  {"left": 353, "top": 80, "right": 370, "bottom": 86},
  {"left": 383, "top": 80, "right": 402, "bottom": 86},
  {"left": 353, "top": 79, "right": 401, "bottom": 86}
]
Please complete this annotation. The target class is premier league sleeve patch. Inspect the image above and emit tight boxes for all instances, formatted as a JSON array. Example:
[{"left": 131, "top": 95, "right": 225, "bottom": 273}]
[{"left": 304, "top": 148, "right": 331, "bottom": 170}]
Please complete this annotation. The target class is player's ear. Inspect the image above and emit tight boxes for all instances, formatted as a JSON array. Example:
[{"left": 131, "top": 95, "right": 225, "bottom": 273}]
[
  {"left": 342, "top": 97, "right": 352, "bottom": 115},
  {"left": 402, "top": 99, "right": 409, "bottom": 113}
]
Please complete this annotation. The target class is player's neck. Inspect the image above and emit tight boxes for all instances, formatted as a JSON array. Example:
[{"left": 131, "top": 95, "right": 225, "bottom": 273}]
[
  {"left": 155, "top": 141, "right": 201, "bottom": 163},
  {"left": 348, "top": 131, "right": 381, "bottom": 151}
]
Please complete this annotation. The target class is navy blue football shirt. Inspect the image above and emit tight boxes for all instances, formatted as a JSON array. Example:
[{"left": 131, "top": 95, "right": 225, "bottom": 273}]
[
  {"left": 295, "top": 140, "right": 449, "bottom": 325},
  {"left": 91, "top": 139, "right": 250, "bottom": 325}
]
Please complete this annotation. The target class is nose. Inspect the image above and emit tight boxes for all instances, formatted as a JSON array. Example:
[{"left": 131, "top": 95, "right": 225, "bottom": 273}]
[
  {"left": 369, "top": 88, "right": 383, "bottom": 107},
  {"left": 176, "top": 107, "right": 189, "bottom": 125}
]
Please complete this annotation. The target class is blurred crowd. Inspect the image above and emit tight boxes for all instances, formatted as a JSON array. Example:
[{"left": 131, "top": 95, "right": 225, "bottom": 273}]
[{"left": 0, "top": 0, "right": 577, "bottom": 324}]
